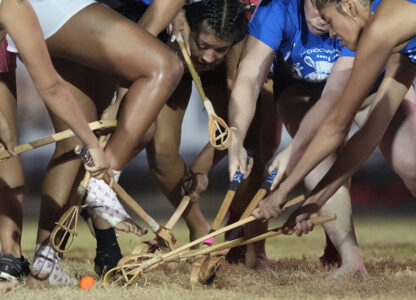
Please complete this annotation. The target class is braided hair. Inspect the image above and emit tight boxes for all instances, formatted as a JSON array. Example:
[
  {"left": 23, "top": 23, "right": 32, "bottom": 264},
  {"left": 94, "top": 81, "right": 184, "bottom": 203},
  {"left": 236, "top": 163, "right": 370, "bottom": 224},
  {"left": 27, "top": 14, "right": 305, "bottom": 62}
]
[{"left": 185, "top": 0, "right": 248, "bottom": 45}]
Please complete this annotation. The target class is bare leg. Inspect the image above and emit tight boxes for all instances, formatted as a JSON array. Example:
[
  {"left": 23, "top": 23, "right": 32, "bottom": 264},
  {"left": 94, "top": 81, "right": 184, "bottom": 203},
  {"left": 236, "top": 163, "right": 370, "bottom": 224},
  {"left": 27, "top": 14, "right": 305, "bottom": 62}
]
[
  {"left": 276, "top": 84, "right": 366, "bottom": 277},
  {"left": 146, "top": 75, "right": 210, "bottom": 241},
  {"left": 25, "top": 59, "right": 119, "bottom": 287},
  {"left": 376, "top": 88, "right": 416, "bottom": 196},
  {"left": 45, "top": 4, "right": 183, "bottom": 171},
  {"left": 35, "top": 60, "right": 109, "bottom": 247},
  {"left": 0, "top": 71, "right": 24, "bottom": 258},
  {"left": 224, "top": 79, "right": 282, "bottom": 269},
  {"left": 240, "top": 80, "right": 281, "bottom": 270}
]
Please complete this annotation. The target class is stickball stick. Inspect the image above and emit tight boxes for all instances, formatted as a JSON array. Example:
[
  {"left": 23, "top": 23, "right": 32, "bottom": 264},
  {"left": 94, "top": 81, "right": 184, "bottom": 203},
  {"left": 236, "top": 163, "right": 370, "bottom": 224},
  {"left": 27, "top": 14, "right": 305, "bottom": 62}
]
[
  {"left": 0, "top": 119, "right": 116, "bottom": 160},
  {"left": 177, "top": 34, "right": 231, "bottom": 151}
]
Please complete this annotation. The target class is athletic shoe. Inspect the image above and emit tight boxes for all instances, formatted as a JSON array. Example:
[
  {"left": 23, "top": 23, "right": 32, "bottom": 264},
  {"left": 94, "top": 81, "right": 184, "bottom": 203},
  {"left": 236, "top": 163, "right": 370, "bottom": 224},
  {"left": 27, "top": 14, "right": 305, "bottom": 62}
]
[
  {"left": 0, "top": 253, "right": 30, "bottom": 282},
  {"left": 31, "top": 244, "right": 73, "bottom": 286}
]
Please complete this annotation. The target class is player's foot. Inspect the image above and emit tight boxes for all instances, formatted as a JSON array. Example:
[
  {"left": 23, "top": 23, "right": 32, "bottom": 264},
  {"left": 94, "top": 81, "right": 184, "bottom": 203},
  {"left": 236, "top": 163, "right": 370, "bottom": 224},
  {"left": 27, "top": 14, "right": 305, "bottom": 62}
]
[
  {"left": 225, "top": 245, "right": 246, "bottom": 265},
  {"left": 93, "top": 227, "right": 123, "bottom": 277},
  {"left": 27, "top": 244, "right": 73, "bottom": 288},
  {"left": 329, "top": 245, "right": 367, "bottom": 279},
  {"left": 245, "top": 250, "right": 269, "bottom": 270},
  {"left": 330, "top": 258, "right": 368, "bottom": 279},
  {"left": 86, "top": 177, "right": 146, "bottom": 235},
  {"left": 0, "top": 253, "right": 30, "bottom": 282}
]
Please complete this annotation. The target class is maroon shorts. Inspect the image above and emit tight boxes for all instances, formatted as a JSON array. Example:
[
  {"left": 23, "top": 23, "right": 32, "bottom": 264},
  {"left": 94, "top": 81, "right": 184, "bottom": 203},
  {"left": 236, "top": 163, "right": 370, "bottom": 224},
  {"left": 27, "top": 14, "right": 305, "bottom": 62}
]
[{"left": 0, "top": 39, "right": 16, "bottom": 73}]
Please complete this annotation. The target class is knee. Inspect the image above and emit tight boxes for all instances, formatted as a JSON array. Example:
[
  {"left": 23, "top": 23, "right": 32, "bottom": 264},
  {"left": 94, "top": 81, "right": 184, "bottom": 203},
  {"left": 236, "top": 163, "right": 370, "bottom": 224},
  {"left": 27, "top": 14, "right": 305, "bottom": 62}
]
[
  {"left": 153, "top": 51, "right": 183, "bottom": 89},
  {"left": 53, "top": 139, "right": 80, "bottom": 161},
  {"left": 147, "top": 145, "right": 181, "bottom": 176}
]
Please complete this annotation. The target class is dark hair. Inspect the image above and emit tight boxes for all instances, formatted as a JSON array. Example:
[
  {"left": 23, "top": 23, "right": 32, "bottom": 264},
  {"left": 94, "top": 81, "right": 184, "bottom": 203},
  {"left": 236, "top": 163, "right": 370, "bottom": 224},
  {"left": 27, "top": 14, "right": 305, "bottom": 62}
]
[{"left": 185, "top": 0, "right": 248, "bottom": 45}]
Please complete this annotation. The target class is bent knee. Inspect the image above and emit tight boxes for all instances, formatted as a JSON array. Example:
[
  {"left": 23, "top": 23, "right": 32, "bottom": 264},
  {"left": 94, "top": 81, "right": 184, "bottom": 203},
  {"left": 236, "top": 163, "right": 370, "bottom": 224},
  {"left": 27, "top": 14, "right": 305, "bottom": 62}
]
[
  {"left": 147, "top": 147, "right": 181, "bottom": 175},
  {"left": 154, "top": 51, "right": 183, "bottom": 88}
]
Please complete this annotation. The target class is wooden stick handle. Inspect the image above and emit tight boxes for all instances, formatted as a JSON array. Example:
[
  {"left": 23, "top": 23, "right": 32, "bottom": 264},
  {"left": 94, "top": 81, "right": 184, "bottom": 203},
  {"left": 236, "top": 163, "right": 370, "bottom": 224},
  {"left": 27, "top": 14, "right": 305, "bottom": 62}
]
[
  {"left": 240, "top": 169, "right": 278, "bottom": 219},
  {"left": 164, "top": 195, "right": 191, "bottom": 230},
  {"left": 180, "top": 214, "right": 337, "bottom": 259},
  {"left": 177, "top": 34, "right": 207, "bottom": 101},
  {"left": 210, "top": 190, "right": 236, "bottom": 232},
  {"left": 160, "top": 194, "right": 304, "bottom": 260},
  {"left": 108, "top": 179, "right": 161, "bottom": 233},
  {"left": 211, "top": 168, "right": 244, "bottom": 231},
  {"left": 0, "top": 119, "right": 116, "bottom": 159}
]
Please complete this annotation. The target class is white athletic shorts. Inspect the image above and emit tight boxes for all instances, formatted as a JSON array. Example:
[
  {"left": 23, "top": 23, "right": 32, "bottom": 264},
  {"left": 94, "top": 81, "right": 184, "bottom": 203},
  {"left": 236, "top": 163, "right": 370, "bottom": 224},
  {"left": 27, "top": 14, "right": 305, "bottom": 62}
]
[{"left": 7, "top": 0, "right": 96, "bottom": 52}]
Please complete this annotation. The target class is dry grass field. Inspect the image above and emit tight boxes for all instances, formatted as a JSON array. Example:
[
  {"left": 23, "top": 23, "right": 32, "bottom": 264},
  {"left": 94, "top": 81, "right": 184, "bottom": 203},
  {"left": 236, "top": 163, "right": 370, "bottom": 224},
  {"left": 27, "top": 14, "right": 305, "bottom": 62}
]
[{"left": 3, "top": 216, "right": 416, "bottom": 300}]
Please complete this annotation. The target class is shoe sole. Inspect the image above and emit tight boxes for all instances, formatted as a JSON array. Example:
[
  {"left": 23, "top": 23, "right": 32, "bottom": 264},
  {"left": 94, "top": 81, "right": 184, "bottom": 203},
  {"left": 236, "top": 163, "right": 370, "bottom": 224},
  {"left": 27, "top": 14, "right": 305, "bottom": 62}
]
[{"left": 0, "top": 272, "right": 18, "bottom": 282}]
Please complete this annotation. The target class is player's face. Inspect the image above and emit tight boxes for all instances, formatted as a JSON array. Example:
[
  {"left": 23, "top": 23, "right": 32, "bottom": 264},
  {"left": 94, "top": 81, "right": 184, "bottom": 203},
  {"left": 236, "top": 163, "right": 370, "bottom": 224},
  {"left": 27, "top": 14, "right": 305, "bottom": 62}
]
[
  {"left": 190, "top": 29, "right": 233, "bottom": 70},
  {"left": 319, "top": 2, "right": 363, "bottom": 50},
  {"left": 304, "top": 0, "right": 329, "bottom": 35}
]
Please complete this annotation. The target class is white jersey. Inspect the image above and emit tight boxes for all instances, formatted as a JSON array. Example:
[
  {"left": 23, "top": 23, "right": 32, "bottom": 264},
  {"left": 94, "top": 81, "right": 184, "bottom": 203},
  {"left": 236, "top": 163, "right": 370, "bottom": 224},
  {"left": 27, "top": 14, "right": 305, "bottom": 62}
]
[{"left": 7, "top": 0, "right": 96, "bottom": 52}]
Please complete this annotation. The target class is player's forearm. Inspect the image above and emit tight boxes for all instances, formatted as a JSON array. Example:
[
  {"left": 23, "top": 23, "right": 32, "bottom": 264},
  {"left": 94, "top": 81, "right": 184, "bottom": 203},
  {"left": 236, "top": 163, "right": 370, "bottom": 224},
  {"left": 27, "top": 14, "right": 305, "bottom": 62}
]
[
  {"left": 279, "top": 112, "right": 350, "bottom": 197},
  {"left": 287, "top": 57, "right": 354, "bottom": 174},
  {"left": 228, "top": 74, "right": 259, "bottom": 141},
  {"left": 281, "top": 25, "right": 394, "bottom": 196},
  {"left": 138, "top": 0, "right": 185, "bottom": 36},
  {"left": 287, "top": 99, "right": 335, "bottom": 175},
  {"left": 305, "top": 55, "right": 416, "bottom": 209}
]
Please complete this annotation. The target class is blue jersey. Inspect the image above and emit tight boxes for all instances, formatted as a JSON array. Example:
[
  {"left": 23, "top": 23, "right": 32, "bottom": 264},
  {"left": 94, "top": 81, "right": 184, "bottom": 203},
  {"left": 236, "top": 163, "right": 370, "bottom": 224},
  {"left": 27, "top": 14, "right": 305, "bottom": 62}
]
[
  {"left": 249, "top": 0, "right": 353, "bottom": 82},
  {"left": 372, "top": 0, "right": 416, "bottom": 64}
]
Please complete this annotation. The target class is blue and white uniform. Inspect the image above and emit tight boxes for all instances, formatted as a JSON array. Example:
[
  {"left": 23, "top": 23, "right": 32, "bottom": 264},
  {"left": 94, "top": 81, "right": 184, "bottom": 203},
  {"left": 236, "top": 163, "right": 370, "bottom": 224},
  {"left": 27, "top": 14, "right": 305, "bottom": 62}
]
[
  {"left": 371, "top": 0, "right": 416, "bottom": 64},
  {"left": 7, "top": 0, "right": 95, "bottom": 52},
  {"left": 249, "top": 0, "right": 355, "bottom": 94}
]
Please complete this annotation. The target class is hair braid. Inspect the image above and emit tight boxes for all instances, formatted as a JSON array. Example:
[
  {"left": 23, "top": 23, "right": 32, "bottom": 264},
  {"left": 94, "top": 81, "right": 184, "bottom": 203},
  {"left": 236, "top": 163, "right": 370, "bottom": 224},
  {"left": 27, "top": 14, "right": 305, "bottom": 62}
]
[{"left": 185, "top": 0, "right": 248, "bottom": 45}]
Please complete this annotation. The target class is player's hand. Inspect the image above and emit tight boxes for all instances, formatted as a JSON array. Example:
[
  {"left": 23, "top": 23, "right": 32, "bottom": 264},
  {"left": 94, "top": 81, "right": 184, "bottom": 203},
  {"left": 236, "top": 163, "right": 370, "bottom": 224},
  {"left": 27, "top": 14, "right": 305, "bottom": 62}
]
[
  {"left": 84, "top": 146, "right": 113, "bottom": 181},
  {"left": 268, "top": 144, "right": 292, "bottom": 190},
  {"left": 252, "top": 190, "right": 287, "bottom": 221},
  {"left": 168, "top": 9, "right": 191, "bottom": 55},
  {"left": 187, "top": 171, "right": 209, "bottom": 203},
  {"left": 282, "top": 203, "right": 320, "bottom": 236},
  {"left": 228, "top": 128, "right": 250, "bottom": 181}
]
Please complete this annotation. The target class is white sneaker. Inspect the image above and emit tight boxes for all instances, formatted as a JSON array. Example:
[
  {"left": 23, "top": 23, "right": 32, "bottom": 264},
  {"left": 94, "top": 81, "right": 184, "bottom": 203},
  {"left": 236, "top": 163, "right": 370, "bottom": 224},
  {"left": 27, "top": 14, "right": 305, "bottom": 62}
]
[
  {"left": 85, "top": 177, "right": 132, "bottom": 227},
  {"left": 31, "top": 244, "right": 73, "bottom": 286}
]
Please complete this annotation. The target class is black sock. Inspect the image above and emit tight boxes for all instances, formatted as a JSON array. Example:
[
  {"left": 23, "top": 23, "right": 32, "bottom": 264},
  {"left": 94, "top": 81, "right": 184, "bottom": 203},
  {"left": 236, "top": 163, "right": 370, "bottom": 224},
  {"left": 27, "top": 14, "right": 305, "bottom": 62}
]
[
  {"left": 93, "top": 227, "right": 122, "bottom": 276},
  {"left": 94, "top": 227, "right": 120, "bottom": 251}
]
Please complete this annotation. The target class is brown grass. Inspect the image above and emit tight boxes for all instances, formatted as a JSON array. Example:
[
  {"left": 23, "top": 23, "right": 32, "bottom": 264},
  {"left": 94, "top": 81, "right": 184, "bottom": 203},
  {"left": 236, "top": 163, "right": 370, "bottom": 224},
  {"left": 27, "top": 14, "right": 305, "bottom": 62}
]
[{"left": 3, "top": 217, "right": 416, "bottom": 300}]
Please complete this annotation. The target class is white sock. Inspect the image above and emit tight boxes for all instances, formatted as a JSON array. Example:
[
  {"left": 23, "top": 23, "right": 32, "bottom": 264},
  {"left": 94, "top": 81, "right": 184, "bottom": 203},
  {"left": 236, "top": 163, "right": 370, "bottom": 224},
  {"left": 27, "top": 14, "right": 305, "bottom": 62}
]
[
  {"left": 32, "top": 244, "right": 73, "bottom": 286},
  {"left": 85, "top": 177, "right": 131, "bottom": 227}
]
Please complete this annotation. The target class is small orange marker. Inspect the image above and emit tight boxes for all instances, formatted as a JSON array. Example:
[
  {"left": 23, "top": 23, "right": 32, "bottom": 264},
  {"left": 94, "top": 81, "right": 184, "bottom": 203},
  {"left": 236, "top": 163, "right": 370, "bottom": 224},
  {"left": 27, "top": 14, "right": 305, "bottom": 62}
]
[{"left": 79, "top": 276, "right": 95, "bottom": 290}]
